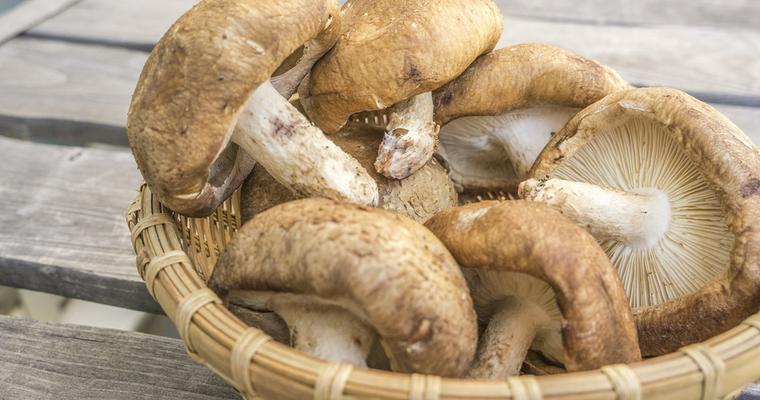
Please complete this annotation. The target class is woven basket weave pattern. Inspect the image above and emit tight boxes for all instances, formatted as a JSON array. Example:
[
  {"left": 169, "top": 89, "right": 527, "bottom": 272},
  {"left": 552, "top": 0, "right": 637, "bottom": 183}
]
[{"left": 127, "top": 183, "right": 760, "bottom": 400}]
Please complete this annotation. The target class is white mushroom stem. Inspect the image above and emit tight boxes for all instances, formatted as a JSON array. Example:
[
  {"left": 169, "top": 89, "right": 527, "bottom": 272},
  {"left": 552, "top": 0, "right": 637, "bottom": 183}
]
[
  {"left": 271, "top": 16, "right": 337, "bottom": 99},
  {"left": 375, "top": 92, "right": 439, "bottom": 179},
  {"left": 436, "top": 106, "right": 577, "bottom": 191},
  {"left": 271, "top": 300, "right": 376, "bottom": 368},
  {"left": 233, "top": 80, "right": 379, "bottom": 206},
  {"left": 469, "top": 297, "right": 548, "bottom": 379},
  {"left": 519, "top": 178, "right": 672, "bottom": 249}
]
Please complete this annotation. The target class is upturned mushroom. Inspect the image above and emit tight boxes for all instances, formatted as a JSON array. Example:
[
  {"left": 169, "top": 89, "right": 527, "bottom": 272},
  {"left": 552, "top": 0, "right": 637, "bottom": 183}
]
[
  {"left": 240, "top": 123, "right": 458, "bottom": 224},
  {"left": 425, "top": 200, "right": 641, "bottom": 378},
  {"left": 519, "top": 87, "right": 760, "bottom": 356},
  {"left": 298, "top": 0, "right": 503, "bottom": 179},
  {"left": 127, "top": 0, "right": 378, "bottom": 217},
  {"left": 209, "top": 198, "right": 478, "bottom": 376},
  {"left": 432, "top": 43, "right": 631, "bottom": 192}
]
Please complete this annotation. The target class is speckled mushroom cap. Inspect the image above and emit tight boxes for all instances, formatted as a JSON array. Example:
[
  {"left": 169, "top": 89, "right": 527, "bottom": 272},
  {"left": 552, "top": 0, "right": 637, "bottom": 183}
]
[
  {"left": 209, "top": 198, "right": 478, "bottom": 377},
  {"left": 433, "top": 43, "right": 631, "bottom": 125},
  {"left": 425, "top": 200, "right": 641, "bottom": 372},
  {"left": 240, "top": 124, "right": 457, "bottom": 224},
  {"left": 528, "top": 87, "right": 760, "bottom": 356},
  {"left": 298, "top": 0, "right": 503, "bottom": 133},
  {"left": 430, "top": 43, "right": 631, "bottom": 192},
  {"left": 127, "top": 0, "right": 339, "bottom": 217}
]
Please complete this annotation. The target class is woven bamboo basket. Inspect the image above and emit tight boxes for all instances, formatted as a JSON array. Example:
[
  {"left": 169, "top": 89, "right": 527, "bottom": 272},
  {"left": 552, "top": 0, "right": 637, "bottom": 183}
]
[{"left": 126, "top": 182, "right": 760, "bottom": 400}]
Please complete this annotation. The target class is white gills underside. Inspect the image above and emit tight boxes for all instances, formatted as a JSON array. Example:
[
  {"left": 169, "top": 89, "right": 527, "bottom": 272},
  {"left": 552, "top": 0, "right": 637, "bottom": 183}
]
[
  {"left": 549, "top": 118, "right": 734, "bottom": 309},
  {"left": 437, "top": 106, "right": 578, "bottom": 191}
]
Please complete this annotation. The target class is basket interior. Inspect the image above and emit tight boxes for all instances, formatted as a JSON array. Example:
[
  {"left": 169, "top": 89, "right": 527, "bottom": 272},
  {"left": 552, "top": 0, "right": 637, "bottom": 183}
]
[{"left": 173, "top": 191, "right": 241, "bottom": 282}]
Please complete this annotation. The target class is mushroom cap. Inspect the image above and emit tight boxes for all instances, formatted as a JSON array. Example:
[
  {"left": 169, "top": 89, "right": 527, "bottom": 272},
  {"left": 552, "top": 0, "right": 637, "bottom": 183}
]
[
  {"left": 209, "top": 198, "right": 477, "bottom": 377},
  {"left": 430, "top": 43, "right": 630, "bottom": 192},
  {"left": 240, "top": 124, "right": 457, "bottom": 224},
  {"left": 298, "top": 0, "right": 503, "bottom": 133},
  {"left": 433, "top": 43, "right": 631, "bottom": 126},
  {"left": 425, "top": 200, "right": 641, "bottom": 371},
  {"left": 530, "top": 87, "right": 760, "bottom": 356},
  {"left": 127, "top": 0, "right": 339, "bottom": 216}
]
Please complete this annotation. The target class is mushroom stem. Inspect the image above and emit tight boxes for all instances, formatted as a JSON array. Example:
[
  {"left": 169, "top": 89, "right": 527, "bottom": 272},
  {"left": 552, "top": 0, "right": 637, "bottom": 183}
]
[
  {"left": 233, "top": 80, "right": 379, "bottom": 206},
  {"left": 468, "top": 297, "right": 546, "bottom": 379},
  {"left": 519, "top": 178, "right": 672, "bottom": 249},
  {"left": 375, "top": 92, "right": 439, "bottom": 179},
  {"left": 273, "top": 300, "right": 376, "bottom": 368}
]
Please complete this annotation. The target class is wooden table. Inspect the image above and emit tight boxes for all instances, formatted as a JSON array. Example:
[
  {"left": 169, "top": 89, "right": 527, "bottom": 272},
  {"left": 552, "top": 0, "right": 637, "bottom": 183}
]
[{"left": 0, "top": 0, "right": 758, "bottom": 398}]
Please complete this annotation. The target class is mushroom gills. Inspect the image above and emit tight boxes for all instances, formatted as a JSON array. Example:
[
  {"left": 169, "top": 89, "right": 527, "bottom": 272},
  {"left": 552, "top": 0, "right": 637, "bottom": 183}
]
[
  {"left": 438, "top": 106, "right": 578, "bottom": 191},
  {"left": 522, "top": 117, "right": 734, "bottom": 309},
  {"left": 194, "top": 144, "right": 255, "bottom": 205},
  {"left": 232, "top": 80, "right": 379, "bottom": 207},
  {"left": 468, "top": 269, "right": 563, "bottom": 378},
  {"left": 375, "top": 92, "right": 439, "bottom": 180},
  {"left": 230, "top": 291, "right": 377, "bottom": 368}
]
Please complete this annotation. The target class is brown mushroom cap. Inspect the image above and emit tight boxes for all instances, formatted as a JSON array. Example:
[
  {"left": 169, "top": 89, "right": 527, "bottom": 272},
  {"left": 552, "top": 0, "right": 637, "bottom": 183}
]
[
  {"left": 527, "top": 87, "right": 760, "bottom": 356},
  {"left": 425, "top": 200, "right": 641, "bottom": 374},
  {"left": 240, "top": 124, "right": 457, "bottom": 224},
  {"left": 298, "top": 0, "right": 503, "bottom": 133},
  {"left": 433, "top": 43, "right": 631, "bottom": 125},
  {"left": 210, "top": 198, "right": 477, "bottom": 377},
  {"left": 128, "top": 0, "right": 343, "bottom": 216},
  {"left": 430, "top": 43, "right": 631, "bottom": 192}
]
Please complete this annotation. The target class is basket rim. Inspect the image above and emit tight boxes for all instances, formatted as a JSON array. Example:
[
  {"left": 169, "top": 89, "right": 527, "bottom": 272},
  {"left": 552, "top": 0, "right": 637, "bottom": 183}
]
[{"left": 126, "top": 183, "right": 760, "bottom": 400}]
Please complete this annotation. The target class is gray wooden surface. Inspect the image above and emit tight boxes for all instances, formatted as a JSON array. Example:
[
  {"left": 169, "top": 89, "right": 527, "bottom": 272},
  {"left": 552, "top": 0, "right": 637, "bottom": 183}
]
[
  {"left": 0, "top": 315, "right": 237, "bottom": 399},
  {"left": 0, "top": 136, "right": 153, "bottom": 312},
  {"left": 27, "top": 0, "right": 195, "bottom": 49},
  {"left": 0, "top": 0, "right": 79, "bottom": 44},
  {"left": 0, "top": 0, "right": 759, "bottom": 140},
  {"left": 497, "top": 0, "right": 760, "bottom": 31}
]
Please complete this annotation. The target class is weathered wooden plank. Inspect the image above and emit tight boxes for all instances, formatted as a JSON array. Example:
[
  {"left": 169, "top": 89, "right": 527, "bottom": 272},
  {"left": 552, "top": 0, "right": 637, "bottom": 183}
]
[
  {"left": 2, "top": 14, "right": 759, "bottom": 140},
  {"left": 0, "top": 0, "right": 80, "bottom": 45},
  {"left": 713, "top": 105, "right": 760, "bottom": 144},
  {"left": 28, "top": 0, "right": 195, "bottom": 49},
  {"left": 0, "top": 136, "right": 154, "bottom": 312},
  {"left": 499, "top": 16, "right": 760, "bottom": 101},
  {"left": 0, "top": 37, "right": 146, "bottom": 130},
  {"left": 496, "top": 0, "right": 760, "bottom": 31},
  {"left": 0, "top": 315, "right": 237, "bottom": 399}
]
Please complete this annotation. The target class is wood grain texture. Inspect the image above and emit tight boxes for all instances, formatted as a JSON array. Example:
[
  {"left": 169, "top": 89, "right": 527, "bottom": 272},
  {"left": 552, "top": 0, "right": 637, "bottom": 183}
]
[
  {"left": 0, "top": 0, "right": 80, "bottom": 44},
  {"left": 28, "top": 0, "right": 195, "bottom": 49},
  {"left": 0, "top": 315, "right": 237, "bottom": 399},
  {"left": 0, "top": 37, "right": 147, "bottom": 128},
  {"left": 496, "top": 0, "right": 760, "bottom": 31},
  {"left": 1, "top": 12, "right": 758, "bottom": 140},
  {"left": 0, "top": 136, "right": 154, "bottom": 312},
  {"left": 499, "top": 17, "right": 760, "bottom": 100}
]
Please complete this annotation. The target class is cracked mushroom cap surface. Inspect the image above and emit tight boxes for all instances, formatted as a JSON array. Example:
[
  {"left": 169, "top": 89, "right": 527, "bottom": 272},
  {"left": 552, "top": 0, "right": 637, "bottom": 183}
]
[
  {"left": 209, "top": 198, "right": 477, "bottom": 377},
  {"left": 425, "top": 200, "right": 641, "bottom": 372},
  {"left": 127, "top": 0, "right": 338, "bottom": 216},
  {"left": 298, "top": 0, "right": 503, "bottom": 133},
  {"left": 528, "top": 87, "right": 760, "bottom": 356},
  {"left": 431, "top": 43, "right": 631, "bottom": 192},
  {"left": 240, "top": 124, "right": 457, "bottom": 224}
]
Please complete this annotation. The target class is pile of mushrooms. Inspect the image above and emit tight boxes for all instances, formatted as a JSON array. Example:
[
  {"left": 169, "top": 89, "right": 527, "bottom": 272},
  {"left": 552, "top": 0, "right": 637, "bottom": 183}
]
[{"left": 126, "top": 0, "right": 760, "bottom": 382}]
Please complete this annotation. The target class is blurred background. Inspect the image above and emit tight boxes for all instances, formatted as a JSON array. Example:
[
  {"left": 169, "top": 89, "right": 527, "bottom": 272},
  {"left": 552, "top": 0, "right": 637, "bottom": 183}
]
[{"left": 0, "top": 0, "right": 758, "bottom": 338}]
